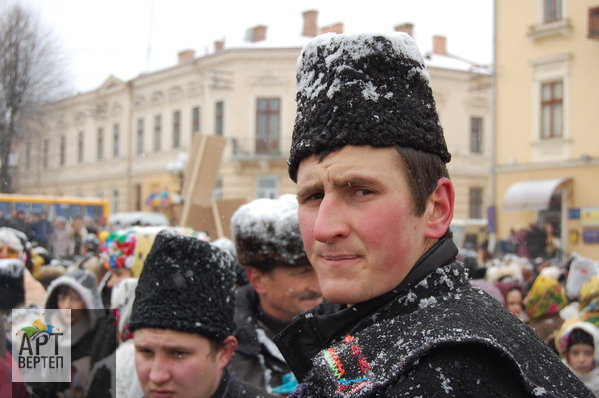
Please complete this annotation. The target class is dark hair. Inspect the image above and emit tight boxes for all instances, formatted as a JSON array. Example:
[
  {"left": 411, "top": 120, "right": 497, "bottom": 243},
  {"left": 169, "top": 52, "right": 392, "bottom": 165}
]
[
  {"left": 568, "top": 328, "right": 594, "bottom": 350},
  {"left": 208, "top": 337, "right": 228, "bottom": 357},
  {"left": 393, "top": 146, "right": 450, "bottom": 217}
]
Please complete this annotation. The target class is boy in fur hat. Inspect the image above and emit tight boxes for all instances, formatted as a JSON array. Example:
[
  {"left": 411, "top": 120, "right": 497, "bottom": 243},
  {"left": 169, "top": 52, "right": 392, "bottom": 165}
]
[
  {"left": 273, "top": 32, "right": 593, "bottom": 397},
  {"left": 129, "top": 229, "right": 276, "bottom": 398}
]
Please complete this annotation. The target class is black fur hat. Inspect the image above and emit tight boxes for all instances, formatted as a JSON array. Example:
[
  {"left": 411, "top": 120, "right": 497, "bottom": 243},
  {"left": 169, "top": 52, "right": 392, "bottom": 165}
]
[
  {"left": 231, "top": 195, "right": 309, "bottom": 273},
  {"left": 129, "top": 230, "right": 236, "bottom": 341},
  {"left": 288, "top": 32, "right": 451, "bottom": 182},
  {"left": 0, "top": 259, "right": 24, "bottom": 310}
]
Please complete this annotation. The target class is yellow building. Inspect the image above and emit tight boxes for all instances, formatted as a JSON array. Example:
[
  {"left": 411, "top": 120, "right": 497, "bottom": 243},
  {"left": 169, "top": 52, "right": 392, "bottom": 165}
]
[
  {"left": 16, "top": 11, "right": 492, "bottom": 237},
  {"left": 495, "top": 1, "right": 599, "bottom": 259}
]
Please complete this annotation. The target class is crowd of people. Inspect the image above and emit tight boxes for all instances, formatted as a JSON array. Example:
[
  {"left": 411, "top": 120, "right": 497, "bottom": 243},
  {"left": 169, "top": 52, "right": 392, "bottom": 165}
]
[
  {"left": 2, "top": 31, "right": 599, "bottom": 398},
  {"left": 0, "top": 208, "right": 106, "bottom": 261}
]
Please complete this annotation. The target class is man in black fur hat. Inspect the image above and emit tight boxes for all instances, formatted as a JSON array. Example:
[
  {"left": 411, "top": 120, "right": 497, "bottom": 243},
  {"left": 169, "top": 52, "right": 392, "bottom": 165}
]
[
  {"left": 273, "top": 32, "right": 594, "bottom": 397},
  {"left": 229, "top": 195, "right": 324, "bottom": 393},
  {"left": 129, "top": 230, "right": 276, "bottom": 398}
]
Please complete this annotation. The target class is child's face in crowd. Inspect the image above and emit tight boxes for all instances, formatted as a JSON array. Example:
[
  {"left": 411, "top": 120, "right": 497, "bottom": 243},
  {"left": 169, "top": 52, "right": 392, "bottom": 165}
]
[
  {"left": 567, "top": 343, "right": 595, "bottom": 374},
  {"left": 58, "top": 289, "right": 86, "bottom": 324},
  {"left": 506, "top": 289, "right": 523, "bottom": 316}
]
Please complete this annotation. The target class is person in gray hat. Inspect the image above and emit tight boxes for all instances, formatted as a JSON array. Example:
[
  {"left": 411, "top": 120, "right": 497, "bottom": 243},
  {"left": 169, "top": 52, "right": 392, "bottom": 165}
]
[
  {"left": 273, "top": 32, "right": 593, "bottom": 397},
  {"left": 229, "top": 195, "right": 324, "bottom": 393},
  {"left": 129, "top": 229, "right": 276, "bottom": 398}
]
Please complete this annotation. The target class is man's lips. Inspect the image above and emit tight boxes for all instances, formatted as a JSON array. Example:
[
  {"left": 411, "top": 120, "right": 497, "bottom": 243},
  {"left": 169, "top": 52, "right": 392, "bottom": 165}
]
[
  {"left": 150, "top": 389, "right": 174, "bottom": 398},
  {"left": 321, "top": 254, "right": 359, "bottom": 262}
]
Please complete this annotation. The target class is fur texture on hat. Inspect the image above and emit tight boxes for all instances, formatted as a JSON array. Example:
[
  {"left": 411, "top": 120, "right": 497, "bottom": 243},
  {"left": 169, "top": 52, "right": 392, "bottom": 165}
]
[
  {"left": 129, "top": 230, "right": 237, "bottom": 341},
  {"left": 0, "top": 258, "right": 25, "bottom": 310},
  {"left": 288, "top": 32, "right": 450, "bottom": 181},
  {"left": 231, "top": 195, "right": 309, "bottom": 272}
]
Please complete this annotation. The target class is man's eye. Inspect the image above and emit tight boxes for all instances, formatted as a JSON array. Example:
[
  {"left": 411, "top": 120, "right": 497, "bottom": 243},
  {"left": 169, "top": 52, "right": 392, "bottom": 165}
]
[{"left": 354, "top": 189, "right": 373, "bottom": 196}]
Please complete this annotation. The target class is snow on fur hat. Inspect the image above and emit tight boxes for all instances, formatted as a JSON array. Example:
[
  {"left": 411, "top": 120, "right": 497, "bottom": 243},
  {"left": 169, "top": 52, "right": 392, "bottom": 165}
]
[
  {"left": 0, "top": 228, "right": 24, "bottom": 257},
  {"left": 0, "top": 258, "right": 25, "bottom": 310},
  {"left": 231, "top": 194, "right": 309, "bottom": 272},
  {"left": 129, "top": 229, "right": 237, "bottom": 341},
  {"left": 288, "top": 32, "right": 450, "bottom": 182}
]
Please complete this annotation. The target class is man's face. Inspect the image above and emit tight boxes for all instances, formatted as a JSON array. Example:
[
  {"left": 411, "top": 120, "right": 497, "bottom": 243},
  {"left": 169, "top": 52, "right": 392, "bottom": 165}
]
[
  {"left": 134, "top": 328, "right": 228, "bottom": 398},
  {"left": 253, "top": 264, "right": 322, "bottom": 322},
  {"left": 106, "top": 267, "right": 133, "bottom": 289},
  {"left": 297, "top": 146, "right": 434, "bottom": 305}
]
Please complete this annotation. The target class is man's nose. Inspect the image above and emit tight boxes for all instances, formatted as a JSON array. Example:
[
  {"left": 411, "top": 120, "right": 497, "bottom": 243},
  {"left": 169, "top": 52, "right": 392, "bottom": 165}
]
[
  {"left": 313, "top": 195, "right": 350, "bottom": 243},
  {"left": 149, "top": 356, "right": 171, "bottom": 385}
]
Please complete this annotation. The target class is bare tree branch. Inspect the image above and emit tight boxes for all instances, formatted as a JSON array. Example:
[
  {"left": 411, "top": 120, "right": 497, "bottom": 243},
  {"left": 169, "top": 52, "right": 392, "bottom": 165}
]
[{"left": 0, "top": 2, "right": 71, "bottom": 192}]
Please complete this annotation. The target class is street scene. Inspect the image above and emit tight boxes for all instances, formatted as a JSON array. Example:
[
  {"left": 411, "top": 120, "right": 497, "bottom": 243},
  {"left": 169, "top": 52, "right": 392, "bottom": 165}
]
[{"left": 1, "top": 0, "right": 599, "bottom": 397}]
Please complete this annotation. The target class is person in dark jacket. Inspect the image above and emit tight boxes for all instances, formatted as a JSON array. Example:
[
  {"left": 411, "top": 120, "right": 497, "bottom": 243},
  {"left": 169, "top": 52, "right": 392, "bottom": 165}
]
[
  {"left": 229, "top": 195, "right": 324, "bottom": 393},
  {"left": 129, "top": 230, "right": 276, "bottom": 398},
  {"left": 31, "top": 212, "right": 53, "bottom": 250},
  {"left": 273, "top": 32, "right": 594, "bottom": 397}
]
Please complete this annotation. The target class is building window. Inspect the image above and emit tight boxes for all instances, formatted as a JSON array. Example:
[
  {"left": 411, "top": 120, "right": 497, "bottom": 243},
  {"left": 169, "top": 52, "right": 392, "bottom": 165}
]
[
  {"left": 78, "top": 132, "right": 84, "bottom": 163},
  {"left": 192, "top": 106, "right": 200, "bottom": 135},
  {"left": 589, "top": 7, "right": 599, "bottom": 38},
  {"left": 59, "top": 136, "right": 66, "bottom": 166},
  {"left": 541, "top": 81, "right": 563, "bottom": 139},
  {"left": 25, "top": 142, "right": 31, "bottom": 170},
  {"left": 470, "top": 117, "right": 483, "bottom": 154},
  {"left": 112, "top": 189, "right": 119, "bottom": 213},
  {"left": 469, "top": 188, "right": 483, "bottom": 219},
  {"left": 173, "top": 111, "right": 181, "bottom": 148},
  {"left": 113, "top": 123, "right": 120, "bottom": 158},
  {"left": 97, "top": 128, "right": 104, "bottom": 160},
  {"left": 215, "top": 101, "right": 224, "bottom": 136},
  {"left": 96, "top": 190, "right": 103, "bottom": 199},
  {"left": 256, "top": 98, "right": 280, "bottom": 154},
  {"left": 43, "top": 139, "right": 49, "bottom": 169},
  {"left": 256, "top": 175, "right": 278, "bottom": 199},
  {"left": 154, "top": 115, "right": 162, "bottom": 151},
  {"left": 544, "top": 0, "right": 562, "bottom": 22},
  {"left": 137, "top": 119, "right": 144, "bottom": 155}
]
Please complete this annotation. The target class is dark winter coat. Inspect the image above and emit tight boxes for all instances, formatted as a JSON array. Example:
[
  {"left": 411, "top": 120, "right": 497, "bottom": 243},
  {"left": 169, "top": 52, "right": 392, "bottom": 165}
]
[
  {"left": 229, "top": 284, "right": 291, "bottom": 391},
  {"left": 213, "top": 368, "right": 278, "bottom": 398},
  {"left": 274, "top": 238, "right": 594, "bottom": 397}
]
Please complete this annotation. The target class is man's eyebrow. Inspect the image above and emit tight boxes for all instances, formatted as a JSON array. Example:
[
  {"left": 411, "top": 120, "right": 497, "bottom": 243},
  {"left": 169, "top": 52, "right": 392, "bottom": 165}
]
[
  {"left": 297, "top": 183, "right": 324, "bottom": 199},
  {"left": 331, "top": 176, "right": 380, "bottom": 188}
]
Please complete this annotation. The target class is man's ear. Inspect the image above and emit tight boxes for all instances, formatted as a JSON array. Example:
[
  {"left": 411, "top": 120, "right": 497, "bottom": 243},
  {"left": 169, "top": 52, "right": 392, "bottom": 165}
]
[
  {"left": 246, "top": 266, "right": 267, "bottom": 295},
  {"left": 424, "top": 177, "right": 454, "bottom": 239},
  {"left": 217, "top": 335, "right": 238, "bottom": 369}
]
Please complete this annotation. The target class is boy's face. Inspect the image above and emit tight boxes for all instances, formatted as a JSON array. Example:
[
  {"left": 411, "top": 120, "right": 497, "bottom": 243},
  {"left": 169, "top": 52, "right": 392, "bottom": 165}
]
[
  {"left": 567, "top": 343, "right": 594, "bottom": 374},
  {"left": 57, "top": 289, "right": 86, "bottom": 324},
  {"left": 134, "top": 328, "right": 232, "bottom": 398},
  {"left": 297, "top": 145, "right": 437, "bottom": 305}
]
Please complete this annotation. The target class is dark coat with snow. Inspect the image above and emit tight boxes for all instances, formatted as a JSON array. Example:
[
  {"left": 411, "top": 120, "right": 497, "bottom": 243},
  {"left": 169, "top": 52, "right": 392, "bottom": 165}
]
[
  {"left": 274, "top": 238, "right": 594, "bottom": 397},
  {"left": 213, "top": 369, "right": 278, "bottom": 398},
  {"left": 229, "top": 284, "right": 291, "bottom": 391}
]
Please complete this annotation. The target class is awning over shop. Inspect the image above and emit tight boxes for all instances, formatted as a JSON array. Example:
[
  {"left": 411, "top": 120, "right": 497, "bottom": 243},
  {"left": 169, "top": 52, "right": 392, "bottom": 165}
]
[{"left": 503, "top": 177, "right": 570, "bottom": 211}]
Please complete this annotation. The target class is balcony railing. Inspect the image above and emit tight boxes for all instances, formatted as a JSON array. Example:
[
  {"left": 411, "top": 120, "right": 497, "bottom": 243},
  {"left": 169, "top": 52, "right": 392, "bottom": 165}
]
[
  {"left": 527, "top": 18, "right": 572, "bottom": 41},
  {"left": 228, "top": 137, "right": 289, "bottom": 160}
]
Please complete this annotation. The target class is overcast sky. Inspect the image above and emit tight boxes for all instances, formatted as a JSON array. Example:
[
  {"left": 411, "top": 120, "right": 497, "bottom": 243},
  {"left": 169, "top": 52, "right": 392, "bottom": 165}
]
[{"left": 19, "top": 0, "right": 494, "bottom": 93}]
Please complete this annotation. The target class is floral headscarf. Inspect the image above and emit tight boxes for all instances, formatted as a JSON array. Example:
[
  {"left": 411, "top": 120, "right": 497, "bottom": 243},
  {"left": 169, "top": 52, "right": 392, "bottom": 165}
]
[
  {"left": 525, "top": 274, "right": 568, "bottom": 321},
  {"left": 100, "top": 229, "right": 136, "bottom": 270}
]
